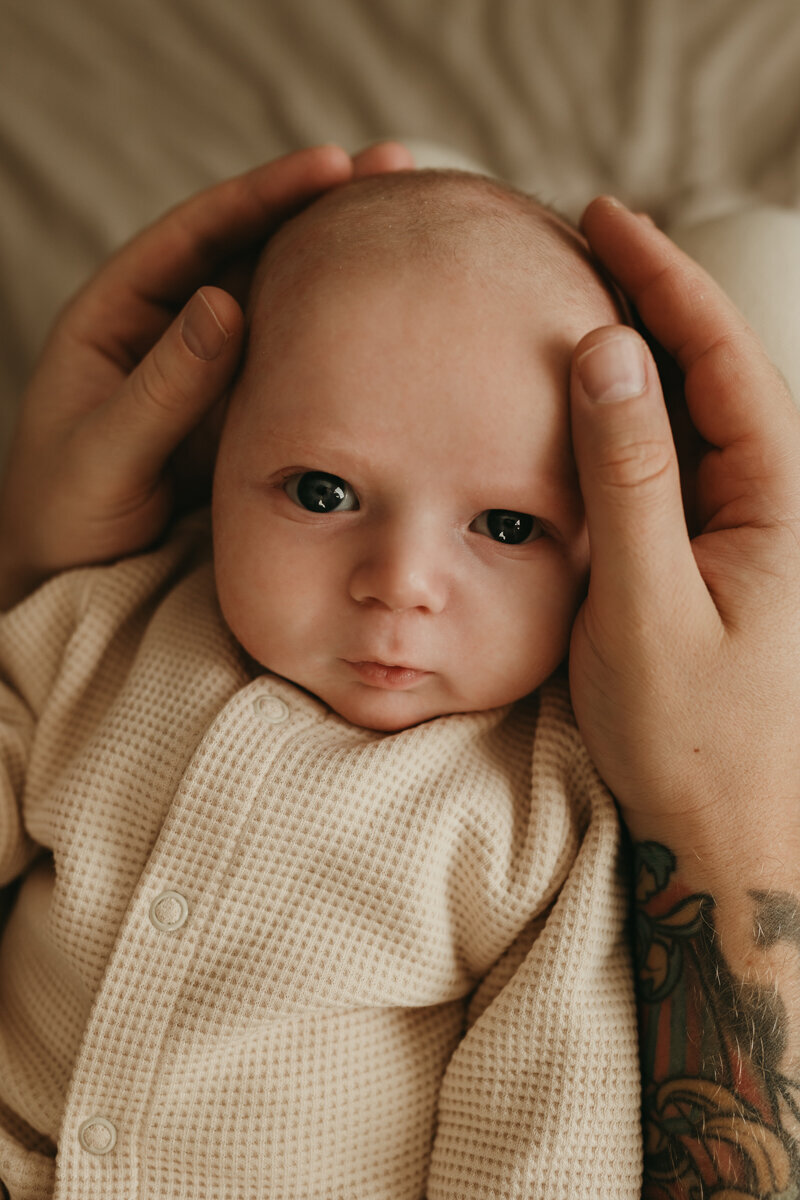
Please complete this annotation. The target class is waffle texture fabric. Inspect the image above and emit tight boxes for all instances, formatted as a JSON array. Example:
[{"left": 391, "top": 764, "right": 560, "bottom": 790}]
[{"left": 0, "top": 513, "right": 641, "bottom": 1199}]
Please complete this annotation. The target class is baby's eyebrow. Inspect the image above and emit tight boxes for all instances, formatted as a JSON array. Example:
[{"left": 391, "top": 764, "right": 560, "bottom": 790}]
[{"left": 263, "top": 429, "right": 372, "bottom": 466}]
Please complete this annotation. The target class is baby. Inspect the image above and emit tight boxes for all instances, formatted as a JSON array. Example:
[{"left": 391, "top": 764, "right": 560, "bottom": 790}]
[
  {"left": 215, "top": 171, "right": 607, "bottom": 733},
  {"left": 0, "top": 171, "right": 641, "bottom": 1199}
]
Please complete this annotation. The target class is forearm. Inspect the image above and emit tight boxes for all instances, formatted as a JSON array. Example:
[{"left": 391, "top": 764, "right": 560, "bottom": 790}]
[{"left": 630, "top": 816, "right": 800, "bottom": 1198}]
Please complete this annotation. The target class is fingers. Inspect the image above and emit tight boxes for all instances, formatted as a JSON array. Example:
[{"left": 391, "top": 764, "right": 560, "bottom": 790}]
[
  {"left": 84, "top": 286, "right": 244, "bottom": 486},
  {"left": 102, "top": 141, "right": 413, "bottom": 314},
  {"left": 69, "top": 143, "right": 416, "bottom": 367},
  {"left": 210, "top": 142, "right": 416, "bottom": 307},
  {"left": 69, "top": 146, "right": 356, "bottom": 360},
  {"left": 570, "top": 325, "right": 714, "bottom": 630},
  {"left": 581, "top": 198, "right": 797, "bottom": 455},
  {"left": 112, "top": 145, "right": 353, "bottom": 300},
  {"left": 582, "top": 197, "right": 800, "bottom": 534},
  {"left": 352, "top": 140, "right": 415, "bottom": 176}
]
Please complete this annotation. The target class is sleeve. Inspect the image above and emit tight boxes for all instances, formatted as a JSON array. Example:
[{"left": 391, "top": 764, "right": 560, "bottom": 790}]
[
  {"left": 0, "top": 514, "right": 213, "bottom": 893},
  {"left": 0, "top": 569, "right": 90, "bottom": 887},
  {"left": 427, "top": 729, "right": 643, "bottom": 1199}
]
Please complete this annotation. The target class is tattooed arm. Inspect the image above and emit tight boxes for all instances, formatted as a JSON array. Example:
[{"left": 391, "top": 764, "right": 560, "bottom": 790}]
[
  {"left": 634, "top": 842, "right": 800, "bottom": 1198},
  {"left": 566, "top": 199, "right": 800, "bottom": 1196}
]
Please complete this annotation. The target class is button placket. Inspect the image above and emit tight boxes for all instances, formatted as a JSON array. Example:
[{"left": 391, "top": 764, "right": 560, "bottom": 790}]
[{"left": 59, "top": 684, "right": 302, "bottom": 1192}]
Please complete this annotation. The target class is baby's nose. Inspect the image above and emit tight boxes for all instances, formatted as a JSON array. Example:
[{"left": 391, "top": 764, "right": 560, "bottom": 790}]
[{"left": 348, "top": 529, "right": 448, "bottom": 614}]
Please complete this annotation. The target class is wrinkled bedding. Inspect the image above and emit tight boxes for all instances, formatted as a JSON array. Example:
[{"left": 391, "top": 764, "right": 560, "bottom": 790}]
[{"left": 2, "top": 0, "right": 800, "bottom": 459}]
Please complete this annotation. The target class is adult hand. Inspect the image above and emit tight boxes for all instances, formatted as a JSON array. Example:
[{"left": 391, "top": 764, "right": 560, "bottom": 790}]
[
  {"left": 571, "top": 201, "right": 800, "bottom": 1198},
  {"left": 0, "top": 142, "right": 413, "bottom": 608},
  {"left": 568, "top": 198, "right": 800, "bottom": 876}
]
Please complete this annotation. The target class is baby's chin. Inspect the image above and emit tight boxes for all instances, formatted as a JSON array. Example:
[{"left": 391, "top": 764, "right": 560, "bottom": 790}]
[
  {"left": 317, "top": 679, "right": 478, "bottom": 733},
  {"left": 327, "top": 686, "right": 455, "bottom": 733}
]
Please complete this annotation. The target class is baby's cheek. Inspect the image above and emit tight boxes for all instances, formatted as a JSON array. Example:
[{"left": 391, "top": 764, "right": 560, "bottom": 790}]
[
  {"left": 214, "top": 572, "right": 253, "bottom": 654},
  {"left": 516, "top": 561, "right": 582, "bottom": 682},
  {"left": 214, "top": 548, "right": 273, "bottom": 660}
]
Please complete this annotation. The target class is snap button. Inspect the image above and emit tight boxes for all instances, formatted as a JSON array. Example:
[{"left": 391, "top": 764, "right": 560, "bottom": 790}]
[
  {"left": 78, "top": 1116, "right": 117, "bottom": 1155},
  {"left": 149, "top": 890, "right": 189, "bottom": 932},
  {"left": 252, "top": 695, "right": 289, "bottom": 723}
]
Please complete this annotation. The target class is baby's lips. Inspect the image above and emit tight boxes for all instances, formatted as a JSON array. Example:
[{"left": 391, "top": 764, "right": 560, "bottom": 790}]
[{"left": 345, "top": 660, "right": 431, "bottom": 689}]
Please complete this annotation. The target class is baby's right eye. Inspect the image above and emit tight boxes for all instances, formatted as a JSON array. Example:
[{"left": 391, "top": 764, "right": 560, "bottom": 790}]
[{"left": 284, "top": 471, "right": 359, "bottom": 513}]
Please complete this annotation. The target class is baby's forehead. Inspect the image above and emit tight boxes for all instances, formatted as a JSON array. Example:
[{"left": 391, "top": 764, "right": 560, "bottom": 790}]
[{"left": 249, "top": 170, "right": 619, "bottom": 320}]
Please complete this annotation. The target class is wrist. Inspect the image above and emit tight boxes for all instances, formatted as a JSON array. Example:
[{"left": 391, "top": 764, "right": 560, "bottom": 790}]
[{"left": 621, "top": 798, "right": 800, "bottom": 904}]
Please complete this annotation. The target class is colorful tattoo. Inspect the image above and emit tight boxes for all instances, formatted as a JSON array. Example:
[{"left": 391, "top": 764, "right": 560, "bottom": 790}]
[{"left": 634, "top": 840, "right": 800, "bottom": 1199}]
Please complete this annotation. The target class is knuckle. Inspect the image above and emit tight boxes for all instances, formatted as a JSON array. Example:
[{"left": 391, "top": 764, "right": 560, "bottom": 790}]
[
  {"left": 131, "top": 345, "right": 188, "bottom": 419},
  {"left": 596, "top": 437, "right": 674, "bottom": 492}
]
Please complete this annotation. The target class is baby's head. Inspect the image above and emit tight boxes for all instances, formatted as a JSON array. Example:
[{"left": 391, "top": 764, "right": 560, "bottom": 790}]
[{"left": 212, "top": 170, "right": 622, "bottom": 731}]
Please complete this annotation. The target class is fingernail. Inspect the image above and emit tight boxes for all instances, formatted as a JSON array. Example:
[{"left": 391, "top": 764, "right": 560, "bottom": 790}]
[
  {"left": 182, "top": 291, "right": 229, "bottom": 361},
  {"left": 576, "top": 334, "right": 647, "bottom": 403},
  {"left": 596, "top": 195, "right": 629, "bottom": 212}
]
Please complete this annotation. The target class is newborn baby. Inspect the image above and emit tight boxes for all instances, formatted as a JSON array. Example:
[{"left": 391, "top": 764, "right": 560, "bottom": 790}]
[
  {"left": 0, "top": 171, "right": 642, "bottom": 1200},
  {"left": 214, "top": 169, "right": 618, "bottom": 731}
]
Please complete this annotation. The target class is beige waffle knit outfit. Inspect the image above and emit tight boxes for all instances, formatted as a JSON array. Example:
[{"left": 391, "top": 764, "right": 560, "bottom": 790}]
[{"left": 0, "top": 513, "right": 641, "bottom": 1200}]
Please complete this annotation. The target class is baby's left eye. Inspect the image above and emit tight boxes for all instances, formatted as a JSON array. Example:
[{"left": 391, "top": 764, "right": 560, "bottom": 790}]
[{"left": 470, "top": 510, "right": 544, "bottom": 545}]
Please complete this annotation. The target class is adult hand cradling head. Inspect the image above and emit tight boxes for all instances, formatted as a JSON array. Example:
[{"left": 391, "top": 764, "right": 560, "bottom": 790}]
[
  {"left": 570, "top": 198, "right": 800, "bottom": 872},
  {"left": 0, "top": 142, "right": 414, "bottom": 608}
]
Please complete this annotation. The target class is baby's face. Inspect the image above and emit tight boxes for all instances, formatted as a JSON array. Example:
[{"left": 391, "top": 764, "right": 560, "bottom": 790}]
[{"left": 213, "top": 215, "right": 619, "bottom": 731}]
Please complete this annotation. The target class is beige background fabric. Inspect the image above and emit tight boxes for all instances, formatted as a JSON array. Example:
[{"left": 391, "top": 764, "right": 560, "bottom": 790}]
[{"left": 2, "top": 0, "right": 800, "bottom": 459}]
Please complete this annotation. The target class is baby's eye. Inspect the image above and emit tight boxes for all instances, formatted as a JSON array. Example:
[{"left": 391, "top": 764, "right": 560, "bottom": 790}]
[
  {"left": 284, "top": 471, "right": 359, "bottom": 513},
  {"left": 470, "top": 509, "right": 543, "bottom": 545}
]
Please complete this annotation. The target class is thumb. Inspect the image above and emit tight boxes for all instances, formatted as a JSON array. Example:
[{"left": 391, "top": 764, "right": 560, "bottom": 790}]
[
  {"left": 570, "top": 326, "right": 700, "bottom": 627},
  {"left": 89, "top": 286, "right": 244, "bottom": 483}
]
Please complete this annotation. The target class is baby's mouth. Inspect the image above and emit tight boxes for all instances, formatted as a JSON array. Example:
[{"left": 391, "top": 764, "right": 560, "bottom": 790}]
[{"left": 345, "top": 661, "right": 431, "bottom": 689}]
